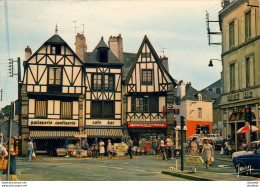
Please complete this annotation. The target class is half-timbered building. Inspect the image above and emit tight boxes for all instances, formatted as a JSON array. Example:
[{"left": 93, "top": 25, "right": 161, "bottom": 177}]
[
  {"left": 21, "top": 28, "right": 85, "bottom": 156},
  {"left": 84, "top": 37, "right": 124, "bottom": 141},
  {"left": 123, "top": 36, "right": 177, "bottom": 140}
]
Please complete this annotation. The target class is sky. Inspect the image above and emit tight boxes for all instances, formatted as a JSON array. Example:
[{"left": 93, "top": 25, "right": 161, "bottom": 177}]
[{"left": 0, "top": 0, "right": 222, "bottom": 109}]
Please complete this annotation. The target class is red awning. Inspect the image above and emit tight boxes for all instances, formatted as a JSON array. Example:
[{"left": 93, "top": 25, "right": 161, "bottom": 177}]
[{"left": 128, "top": 122, "right": 167, "bottom": 128}]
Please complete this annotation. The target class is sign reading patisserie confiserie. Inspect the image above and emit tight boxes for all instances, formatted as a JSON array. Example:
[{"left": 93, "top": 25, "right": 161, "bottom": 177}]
[
  {"left": 128, "top": 122, "right": 167, "bottom": 128},
  {"left": 28, "top": 119, "right": 78, "bottom": 127}
]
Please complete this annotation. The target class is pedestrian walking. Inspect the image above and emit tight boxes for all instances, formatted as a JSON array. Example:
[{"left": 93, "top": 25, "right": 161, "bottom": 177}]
[
  {"left": 99, "top": 139, "right": 105, "bottom": 159},
  {"left": 0, "top": 144, "right": 8, "bottom": 181},
  {"left": 107, "top": 140, "right": 112, "bottom": 159},
  {"left": 145, "top": 139, "right": 150, "bottom": 155},
  {"left": 166, "top": 136, "right": 174, "bottom": 159},
  {"left": 241, "top": 139, "right": 248, "bottom": 150},
  {"left": 225, "top": 140, "right": 232, "bottom": 157},
  {"left": 92, "top": 138, "right": 99, "bottom": 158},
  {"left": 187, "top": 137, "right": 200, "bottom": 156},
  {"left": 84, "top": 140, "right": 89, "bottom": 151},
  {"left": 127, "top": 138, "right": 133, "bottom": 159},
  {"left": 28, "top": 139, "right": 33, "bottom": 161},
  {"left": 6, "top": 138, "right": 18, "bottom": 181},
  {"left": 157, "top": 137, "right": 167, "bottom": 161},
  {"left": 209, "top": 140, "right": 215, "bottom": 166},
  {"left": 201, "top": 139, "right": 213, "bottom": 169}
]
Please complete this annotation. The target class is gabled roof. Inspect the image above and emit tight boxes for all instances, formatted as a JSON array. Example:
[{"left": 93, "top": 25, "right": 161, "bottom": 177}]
[
  {"left": 45, "top": 34, "right": 67, "bottom": 45},
  {"left": 202, "top": 79, "right": 221, "bottom": 90},
  {"left": 84, "top": 37, "right": 123, "bottom": 66},
  {"left": 24, "top": 33, "right": 84, "bottom": 65},
  {"left": 124, "top": 35, "right": 177, "bottom": 86},
  {"left": 182, "top": 84, "right": 212, "bottom": 102}
]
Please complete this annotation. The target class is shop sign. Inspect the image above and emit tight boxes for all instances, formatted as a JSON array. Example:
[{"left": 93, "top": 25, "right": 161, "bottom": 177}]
[
  {"left": 87, "top": 120, "right": 121, "bottom": 126},
  {"left": 128, "top": 122, "right": 167, "bottom": 128},
  {"left": 243, "top": 91, "right": 253, "bottom": 99},
  {"left": 227, "top": 93, "right": 240, "bottom": 102},
  {"left": 114, "top": 143, "right": 128, "bottom": 157},
  {"left": 28, "top": 119, "right": 78, "bottom": 127}
]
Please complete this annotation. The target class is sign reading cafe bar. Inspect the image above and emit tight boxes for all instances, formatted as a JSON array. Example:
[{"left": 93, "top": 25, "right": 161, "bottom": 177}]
[{"left": 28, "top": 119, "right": 78, "bottom": 127}]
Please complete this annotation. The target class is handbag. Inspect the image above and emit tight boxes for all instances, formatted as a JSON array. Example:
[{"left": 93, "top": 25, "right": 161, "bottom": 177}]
[
  {"left": 210, "top": 156, "right": 214, "bottom": 162},
  {"left": 0, "top": 159, "right": 7, "bottom": 170},
  {"left": 32, "top": 152, "right": 36, "bottom": 158}
]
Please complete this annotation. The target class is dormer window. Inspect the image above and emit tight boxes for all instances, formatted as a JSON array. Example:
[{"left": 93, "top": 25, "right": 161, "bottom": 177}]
[
  {"left": 51, "top": 44, "right": 61, "bottom": 55},
  {"left": 98, "top": 48, "right": 108, "bottom": 63}
]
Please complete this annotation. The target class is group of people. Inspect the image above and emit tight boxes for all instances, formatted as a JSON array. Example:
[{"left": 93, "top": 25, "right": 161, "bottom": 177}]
[
  {"left": 0, "top": 138, "right": 19, "bottom": 181},
  {"left": 75, "top": 138, "right": 119, "bottom": 159},
  {"left": 187, "top": 137, "right": 215, "bottom": 169}
]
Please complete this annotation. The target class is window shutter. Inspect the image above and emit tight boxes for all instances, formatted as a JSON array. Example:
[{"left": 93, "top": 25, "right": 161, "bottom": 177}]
[
  {"left": 226, "top": 65, "right": 230, "bottom": 93},
  {"left": 249, "top": 56, "right": 254, "bottom": 86},
  {"left": 235, "top": 62, "right": 239, "bottom": 90},
  {"left": 251, "top": 8, "right": 256, "bottom": 37},
  {"left": 235, "top": 19, "right": 238, "bottom": 46},
  {"left": 241, "top": 60, "right": 246, "bottom": 88},
  {"left": 225, "top": 25, "right": 229, "bottom": 51},
  {"left": 241, "top": 14, "right": 245, "bottom": 43}
]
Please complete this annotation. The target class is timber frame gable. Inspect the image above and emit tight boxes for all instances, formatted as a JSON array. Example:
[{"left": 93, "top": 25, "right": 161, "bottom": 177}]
[
  {"left": 124, "top": 35, "right": 177, "bottom": 93},
  {"left": 22, "top": 34, "right": 85, "bottom": 95}
]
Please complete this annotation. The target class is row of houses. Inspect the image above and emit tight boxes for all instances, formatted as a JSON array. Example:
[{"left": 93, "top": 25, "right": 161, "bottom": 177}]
[{"left": 19, "top": 27, "right": 215, "bottom": 156}]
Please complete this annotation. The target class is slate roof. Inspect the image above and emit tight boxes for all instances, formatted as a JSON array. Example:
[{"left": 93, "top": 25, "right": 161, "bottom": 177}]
[
  {"left": 182, "top": 85, "right": 212, "bottom": 102},
  {"left": 122, "top": 52, "right": 136, "bottom": 79},
  {"left": 202, "top": 79, "right": 221, "bottom": 90},
  {"left": 84, "top": 37, "right": 123, "bottom": 65},
  {"left": 45, "top": 34, "right": 67, "bottom": 45},
  {"left": 200, "top": 89, "right": 220, "bottom": 100}
]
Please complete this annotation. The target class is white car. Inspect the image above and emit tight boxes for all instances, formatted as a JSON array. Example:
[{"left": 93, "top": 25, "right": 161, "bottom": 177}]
[{"left": 232, "top": 141, "right": 260, "bottom": 161}]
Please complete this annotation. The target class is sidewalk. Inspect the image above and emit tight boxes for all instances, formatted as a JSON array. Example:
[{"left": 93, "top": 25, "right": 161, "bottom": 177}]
[{"left": 162, "top": 170, "right": 259, "bottom": 181}]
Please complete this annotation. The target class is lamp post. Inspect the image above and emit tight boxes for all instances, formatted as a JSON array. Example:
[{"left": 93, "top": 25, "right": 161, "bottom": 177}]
[{"left": 208, "top": 59, "right": 222, "bottom": 67}]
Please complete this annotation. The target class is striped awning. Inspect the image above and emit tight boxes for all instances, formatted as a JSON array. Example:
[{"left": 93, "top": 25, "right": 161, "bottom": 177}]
[
  {"left": 85, "top": 129, "right": 123, "bottom": 138},
  {"left": 29, "top": 130, "right": 78, "bottom": 139}
]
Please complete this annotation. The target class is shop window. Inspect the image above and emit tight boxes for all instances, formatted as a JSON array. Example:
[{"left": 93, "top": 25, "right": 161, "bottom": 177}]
[
  {"left": 142, "top": 70, "right": 152, "bottom": 85},
  {"left": 91, "top": 101, "right": 102, "bottom": 118},
  {"left": 61, "top": 101, "right": 72, "bottom": 119},
  {"left": 35, "top": 100, "right": 47, "bottom": 118},
  {"left": 245, "top": 11, "right": 251, "bottom": 41}
]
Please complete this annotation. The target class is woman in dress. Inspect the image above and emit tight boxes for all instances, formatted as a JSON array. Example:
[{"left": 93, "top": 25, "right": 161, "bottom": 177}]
[
  {"left": 201, "top": 139, "right": 213, "bottom": 169},
  {"left": 145, "top": 139, "right": 150, "bottom": 155},
  {"left": 5, "top": 138, "right": 18, "bottom": 181},
  {"left": 107, "top": 140, "right": 112, "bottom": 159},
  {"left": 187, "top": 137, "right": 199, "bottom": 156},
  {"left": 0, "top": 144, "right": 8, "bottom": 181},
  {"left": 99, "top": 139, "right": 105, "bottom": 159}
]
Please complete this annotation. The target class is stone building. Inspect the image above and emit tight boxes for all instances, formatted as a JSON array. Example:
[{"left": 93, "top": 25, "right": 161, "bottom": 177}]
[{"left": 219, "top": 0, "right": 260, "bottom": 150}]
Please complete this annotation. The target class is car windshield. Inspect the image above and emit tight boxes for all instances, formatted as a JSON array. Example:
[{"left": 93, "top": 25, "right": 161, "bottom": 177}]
[{"left": 246, "top": 143, "right": 258, "bottom": 151}]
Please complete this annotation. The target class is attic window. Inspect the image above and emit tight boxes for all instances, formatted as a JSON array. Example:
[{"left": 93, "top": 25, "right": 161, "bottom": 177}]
[
  {"left": 98, "top": 48, "right": 108, "bottom": 63},
  {"left": 51, "top": 44, "right": 61, "bottom": 55}
]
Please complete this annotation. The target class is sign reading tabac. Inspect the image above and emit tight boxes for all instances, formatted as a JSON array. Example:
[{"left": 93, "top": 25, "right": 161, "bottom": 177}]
[{"left": 29, "top": 119, "right": 78, "bottom": 127}]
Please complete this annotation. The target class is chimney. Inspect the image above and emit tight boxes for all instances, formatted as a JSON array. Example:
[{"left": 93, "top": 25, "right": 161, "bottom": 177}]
[
  {"left": 221, "top": 0, "right": 230, "bottom": 7},
  {"left": 161, "top": 56, "right": 169, "bottom": 72},
  {"left": 108, "top": 34, "right": 123, "bottom": 63},
  {"left": 177, "top": 81, "right": 186, "bottom": 99},
  {"left": 76, "top": 33, "right": 87, "bottom": 62},
  {"left": 25, "top": 46, "right": 32, "bottom": 61}
]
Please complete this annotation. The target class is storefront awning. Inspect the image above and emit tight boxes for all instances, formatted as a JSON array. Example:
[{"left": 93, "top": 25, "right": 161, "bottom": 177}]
[
  {"left": 84, "top": 129, "right": 123, "bottom": 138},
  {"left": 29, "top": 130, "right": 78, "bottom": 139}
]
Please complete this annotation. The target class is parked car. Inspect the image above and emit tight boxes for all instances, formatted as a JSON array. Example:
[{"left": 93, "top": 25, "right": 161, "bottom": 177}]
[
  {"left": 233, "top": 143, "right": 260, "bottom": 175},
  {"left": 232, "top": 141, "right": 260, "bottom": 161},
  {"left": 187, "top": 134, "right": 201, "bottom": 142},
  {"left": 214, "top": 136, "right": 224, "bottom": 150}
]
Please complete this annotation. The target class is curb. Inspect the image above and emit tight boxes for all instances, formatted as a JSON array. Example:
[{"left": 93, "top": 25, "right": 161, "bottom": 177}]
[
  {"left": 215, "top": 158, "right": 231, "bottom": 162},
  {"left": 162, "top": 171, "right": 214, "bottom": 181}
]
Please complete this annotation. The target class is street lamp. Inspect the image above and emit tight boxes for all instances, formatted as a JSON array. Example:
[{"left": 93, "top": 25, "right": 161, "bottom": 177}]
[{"left": 208, "top": 59, "right": 222, "bottom": 67}]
